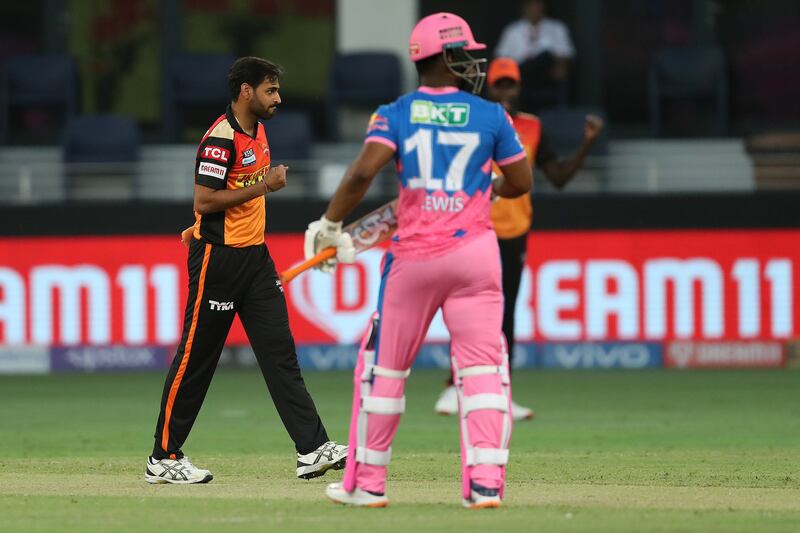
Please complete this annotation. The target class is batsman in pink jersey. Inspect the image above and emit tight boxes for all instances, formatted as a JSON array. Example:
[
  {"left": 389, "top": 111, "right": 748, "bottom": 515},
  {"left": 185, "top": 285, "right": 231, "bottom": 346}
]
[{"left": 304, "top": 12, "right": 532, "bottom": 509}]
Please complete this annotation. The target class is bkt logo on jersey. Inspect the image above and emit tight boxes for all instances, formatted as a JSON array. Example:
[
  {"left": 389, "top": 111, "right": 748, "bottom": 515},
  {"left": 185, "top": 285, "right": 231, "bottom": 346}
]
[
  {"left": 209, "top": 300, "right": 234, "bottom": 311},
  {"left": 411, "top": 100, "right": 470, "bottom": 127}
]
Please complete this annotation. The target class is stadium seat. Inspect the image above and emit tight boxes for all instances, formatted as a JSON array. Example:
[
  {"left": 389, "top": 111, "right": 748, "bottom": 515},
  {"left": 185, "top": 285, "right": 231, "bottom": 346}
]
[
  {"left": 649, "top": 44, "right": 728, "bottom": 136},
  {"left": 328, "top": 52, "right": 402, "bottom": 140},
  {"left": 537, "top": 107, "right": 608, "bottom": 157},
  {"left": 63, "top": 115, "right": 140, "bottom": 200},
  {"left": 0, "top": 54, "right": 78, "bottom": 144},
  {"left": 162, "top": 53, "right": 235, "bottom": 142},
  {"left": 261, "top": 111, "right": 313, "bottom": 161}
]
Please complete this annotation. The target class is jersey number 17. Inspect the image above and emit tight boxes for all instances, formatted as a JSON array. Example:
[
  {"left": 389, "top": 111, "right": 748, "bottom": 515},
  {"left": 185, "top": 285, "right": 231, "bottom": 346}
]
[{"left": 404, "top": 128, "right": 479, "bottom": 192}]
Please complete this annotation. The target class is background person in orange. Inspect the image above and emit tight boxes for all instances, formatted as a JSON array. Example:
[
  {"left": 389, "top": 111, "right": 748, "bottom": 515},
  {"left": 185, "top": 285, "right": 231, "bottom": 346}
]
[{"left": 434, "top": 56, "right": 604, "bottom": 421}]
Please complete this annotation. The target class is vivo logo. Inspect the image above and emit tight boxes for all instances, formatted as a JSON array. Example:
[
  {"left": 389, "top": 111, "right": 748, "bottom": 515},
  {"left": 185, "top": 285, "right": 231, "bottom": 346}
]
[{"left": 544, "top": 343, "right": 659, "bottom": 369}]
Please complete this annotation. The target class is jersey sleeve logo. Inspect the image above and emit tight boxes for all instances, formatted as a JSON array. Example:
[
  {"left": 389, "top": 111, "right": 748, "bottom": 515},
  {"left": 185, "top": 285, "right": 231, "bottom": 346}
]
[
  {"left": 366, "top": 113, "right": 390, "bottom": 134},
  {"left": 198, "top": 162, "right": 227, "bottom": 180},
  {"left": 202, "top": 145, "right": 230, "bottom": 163}
]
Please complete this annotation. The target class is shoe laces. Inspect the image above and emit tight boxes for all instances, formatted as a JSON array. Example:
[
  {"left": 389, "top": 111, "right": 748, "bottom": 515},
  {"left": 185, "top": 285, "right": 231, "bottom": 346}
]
[{"left": 177, "top": 457, "right": 196, "bottom": 470}]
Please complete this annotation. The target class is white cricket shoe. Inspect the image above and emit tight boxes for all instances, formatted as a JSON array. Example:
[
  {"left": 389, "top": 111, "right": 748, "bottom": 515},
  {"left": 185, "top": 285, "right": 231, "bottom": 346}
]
[
  {"left": 462, "top": 482, "right": 502, "bottom": 509},
  {"left": 511, "top": 400, "right": 535, "bottom": 421},
  {"left": 144, "top": 456, "right": 213, "bottom": 484},
  {"left": 434, "top": 385, "right": 459, "bottom": 416},
  {"left": 326, "top": 482, "right": 388, "bottom": 507},
  {"left": 296, "top": 441, "right": 348, "bottom": 479}
]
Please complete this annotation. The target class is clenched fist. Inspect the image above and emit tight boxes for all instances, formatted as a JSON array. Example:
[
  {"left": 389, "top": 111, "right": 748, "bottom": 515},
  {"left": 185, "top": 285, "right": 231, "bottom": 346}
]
[
  {"left": 265, "top": 164, "right": 288, "bottom": 193},
  {"left": 584, "top": 115, "right": 604, "bottom": 142}
]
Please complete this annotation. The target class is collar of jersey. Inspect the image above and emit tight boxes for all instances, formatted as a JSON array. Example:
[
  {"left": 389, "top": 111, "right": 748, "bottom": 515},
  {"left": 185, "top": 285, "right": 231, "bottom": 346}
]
[
  {"left": 225, "top": 105, "right": 258, "bottom": 140},
  {"left": 417, "top": 86, "right": 459, "bottom": 95}
]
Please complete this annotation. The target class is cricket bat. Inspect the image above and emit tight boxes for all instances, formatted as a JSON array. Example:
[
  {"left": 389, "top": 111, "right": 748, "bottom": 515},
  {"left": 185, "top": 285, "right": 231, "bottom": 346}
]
[{"left": 279, "top": 199, "right": 398, "bottom": 284}]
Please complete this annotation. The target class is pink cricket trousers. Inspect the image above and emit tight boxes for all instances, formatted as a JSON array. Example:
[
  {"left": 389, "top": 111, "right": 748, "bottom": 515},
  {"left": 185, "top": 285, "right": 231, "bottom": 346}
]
[{"left": 342, "top": 229, "right": 513, "bottom": 498}]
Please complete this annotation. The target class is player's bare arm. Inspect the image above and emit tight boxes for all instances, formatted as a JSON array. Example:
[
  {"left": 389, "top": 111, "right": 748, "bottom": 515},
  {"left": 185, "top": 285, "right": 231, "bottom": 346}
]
[
  {"left": 493, "top": 157, "right": 533, "bottom": 198},
  {"left": 324, "top": 142, "right": 395, "bottom": 223},
  {"left": 302, "top": 143, "right": 391, "bottom": 273},
  {"left": 193, "top": 164, "right": 287, "bottom": 215},
  {"left": 541, "top": 114, "right": 604, "bottom": 190}
]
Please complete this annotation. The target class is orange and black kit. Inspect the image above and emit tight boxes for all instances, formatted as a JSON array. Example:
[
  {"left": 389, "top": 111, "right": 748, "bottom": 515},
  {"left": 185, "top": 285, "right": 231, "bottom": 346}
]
[{"left": 152, "top": 108, "right": 329, "bottom": 459}]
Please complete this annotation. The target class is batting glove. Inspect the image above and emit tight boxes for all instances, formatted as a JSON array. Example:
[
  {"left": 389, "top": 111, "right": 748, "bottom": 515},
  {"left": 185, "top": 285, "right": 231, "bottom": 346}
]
[{"left": 304, "top": 216, "right": 356, "bottom": 273}]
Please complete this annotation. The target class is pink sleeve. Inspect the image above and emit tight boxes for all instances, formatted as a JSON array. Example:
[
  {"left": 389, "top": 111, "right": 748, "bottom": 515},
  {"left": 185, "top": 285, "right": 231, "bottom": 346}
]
[
  {"left": 496, "top": 151, "right": 527, "bottom": 166},
  {"left": 365, "top": 136, "right": 397, "bottom": 152}
]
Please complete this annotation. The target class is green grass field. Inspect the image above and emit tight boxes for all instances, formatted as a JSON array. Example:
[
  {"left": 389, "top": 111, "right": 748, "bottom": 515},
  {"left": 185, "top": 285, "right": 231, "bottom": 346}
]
[{"left": 1, "top": 369, "right": 798, "bottom": 532}]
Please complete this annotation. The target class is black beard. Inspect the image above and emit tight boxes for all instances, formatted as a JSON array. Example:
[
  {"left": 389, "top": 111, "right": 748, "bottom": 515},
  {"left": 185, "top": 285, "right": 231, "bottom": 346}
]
[{"left": 254, "top": 105, "right": 276, "bottom": 121}]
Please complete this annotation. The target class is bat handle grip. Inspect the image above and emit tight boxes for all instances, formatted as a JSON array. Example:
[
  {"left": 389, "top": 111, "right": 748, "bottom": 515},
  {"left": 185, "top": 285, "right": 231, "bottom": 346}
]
[{"left": 279, "top": 247, "right": 336, "bottom": 284}]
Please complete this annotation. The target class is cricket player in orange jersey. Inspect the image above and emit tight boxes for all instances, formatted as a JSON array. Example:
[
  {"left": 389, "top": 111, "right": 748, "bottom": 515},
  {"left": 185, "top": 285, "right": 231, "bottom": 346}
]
[{"left": 146, "top": 57, "right": 349, "bottom": 485}]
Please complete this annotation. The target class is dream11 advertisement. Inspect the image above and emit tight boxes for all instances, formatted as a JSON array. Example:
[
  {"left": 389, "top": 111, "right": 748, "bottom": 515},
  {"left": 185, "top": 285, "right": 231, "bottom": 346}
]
[{"left": 0, "top": 230, "right": 797, "bottom": 372}]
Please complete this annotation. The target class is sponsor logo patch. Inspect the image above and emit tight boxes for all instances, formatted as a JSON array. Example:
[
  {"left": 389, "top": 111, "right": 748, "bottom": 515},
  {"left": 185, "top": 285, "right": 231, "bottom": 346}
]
[
  {"left": 438, "top": 26, "right": 463, "bottom": 39},
  {"left": 539, "top": 342, "right": 662, "bottom": 369},
  {"left": 209, "top": 300, "right": 234, "bottom": 311},
  {"left": 234, "top": 165, "right": 268, "bottom": 188},
  {"left": 198, "top": 162, "right": 227, "bottom": 180},
  {"left": 202, "top": 145, "right": 230, "bottom": 163},
  {"left": 242, "top": 148, "right": 256, "bottom": 166},
  {"left": 411, "top": 100, "right": 470, "bottom": 127},
  {"left": 664, "top": 341, "right": 785, "bottom": 369},
  {"left": 366, "top": 113, "right": 390, "bottom": 134},
  {"left": 50, "top": 346, "right": 168, "bottom": 372}
]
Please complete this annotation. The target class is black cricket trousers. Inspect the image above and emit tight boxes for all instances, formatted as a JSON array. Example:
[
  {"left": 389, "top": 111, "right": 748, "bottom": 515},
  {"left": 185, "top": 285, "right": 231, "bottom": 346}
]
[
  {"left": 152, "top": 238, "right": 328, "bottom": 459},
  {"left": 497, "top": 233, "right": 528, "bottom": 365}
]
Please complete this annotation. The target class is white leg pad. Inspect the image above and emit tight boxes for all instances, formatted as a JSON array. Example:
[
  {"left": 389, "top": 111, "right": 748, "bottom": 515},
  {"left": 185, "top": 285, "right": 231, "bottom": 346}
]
[
  {"left": 467, "top": 447, "right": 509, "bottom": 466},
  {"left": 356, "top": 446, "right": 392, "bottom": 466},
  {"left": 354, "top": 317, "right": 409, "bottom": 471},
  {"left": 373, "top": 366, "right": 411, "bottom": 379},
  {"left": 454, "top": 344, "right": 513, "bottom": 497},
  {"left": 461, "top": 393, "right": 509, "bottom": 415},
  {"left": 362, "top": 396, "right": 406, "bottom": 415}
]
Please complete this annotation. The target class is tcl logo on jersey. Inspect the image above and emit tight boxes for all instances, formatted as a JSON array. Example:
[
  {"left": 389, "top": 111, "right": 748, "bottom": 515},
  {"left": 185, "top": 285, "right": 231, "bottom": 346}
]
[{"left": 202, "top": 146, "right": 230, "bottom": 163}]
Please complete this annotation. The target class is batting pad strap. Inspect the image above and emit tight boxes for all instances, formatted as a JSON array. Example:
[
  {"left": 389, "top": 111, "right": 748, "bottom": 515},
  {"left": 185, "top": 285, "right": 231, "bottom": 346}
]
[
  {"left": 457, "top": 365, "right": 501, "bottom": 378},
  {"left": 356, "top": 446, "right": 392, "bottom": 466},
  {"left": 372, "top": 366, "right": 411, "bottom": 379},
  {"left": 467, "top": 447, "right": 509, "bottom": 466},
  {"left": 362, "top": 395, "right": 405, "bottom": 415},
  {"left": 462, "top": 393, "right": 509, "bottom": 415},
  {"left": 360, "top": 350, "right": 376, "bottom": 381}
]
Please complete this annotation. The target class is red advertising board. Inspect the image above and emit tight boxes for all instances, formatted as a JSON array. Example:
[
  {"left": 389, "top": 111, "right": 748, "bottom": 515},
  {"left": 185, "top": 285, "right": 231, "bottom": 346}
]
[{"left": 0, "top": 229, "right": 797, "bottom": 347}]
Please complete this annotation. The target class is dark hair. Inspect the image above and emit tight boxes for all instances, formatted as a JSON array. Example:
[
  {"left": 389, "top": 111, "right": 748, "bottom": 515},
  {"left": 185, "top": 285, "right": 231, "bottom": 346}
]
[{"left": 228, "top": 57, "right": 283, "bottom": 101}]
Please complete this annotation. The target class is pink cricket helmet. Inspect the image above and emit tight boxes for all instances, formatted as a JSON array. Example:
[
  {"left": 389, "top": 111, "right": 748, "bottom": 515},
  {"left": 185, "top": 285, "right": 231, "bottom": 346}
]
[{"left": 408, "top": 12, "right": 486, "bottom": 62}]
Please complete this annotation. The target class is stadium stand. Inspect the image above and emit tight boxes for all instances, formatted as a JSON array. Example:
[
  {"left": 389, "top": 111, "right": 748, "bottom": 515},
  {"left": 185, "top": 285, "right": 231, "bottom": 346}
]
[
  {"left": 162, "top": 53, "right": 235, "bottom": 142},
  {"left": 327, "top": 52, "right": 402, "bottom": 140},
  {"left": 63, "top": 114, "right": 140, "bottom": 200},
  {"left": 0, "top": 54, "right": 77, "bottom": 144},
  {"left": 649, "top": 44, "right": 728, "bottom": 137}
]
